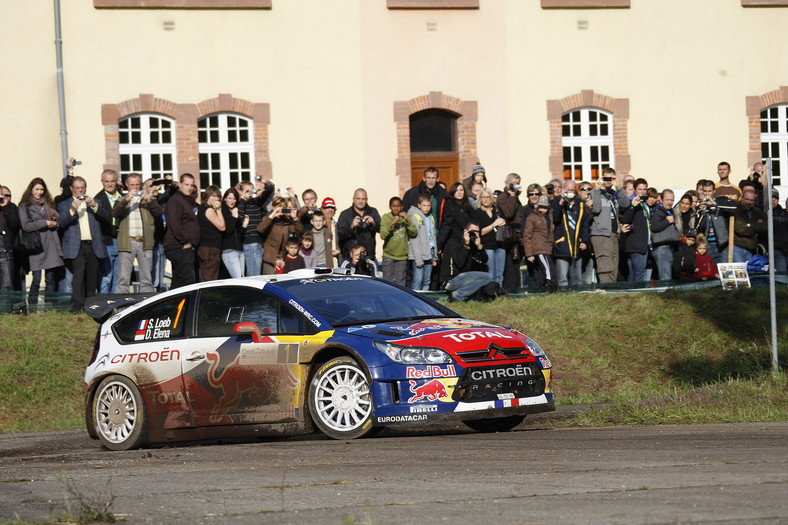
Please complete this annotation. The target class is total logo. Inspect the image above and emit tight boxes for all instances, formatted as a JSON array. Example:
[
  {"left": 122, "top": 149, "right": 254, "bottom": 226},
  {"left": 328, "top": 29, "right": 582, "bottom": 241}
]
[{"left": 405, "top": 365, "right": 456, "bottom": 379}]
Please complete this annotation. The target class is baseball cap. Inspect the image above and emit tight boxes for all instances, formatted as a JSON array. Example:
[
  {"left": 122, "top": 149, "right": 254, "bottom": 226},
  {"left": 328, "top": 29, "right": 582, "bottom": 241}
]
[{"left": 321, "top": 197, "right": 336, "bottom": 208}]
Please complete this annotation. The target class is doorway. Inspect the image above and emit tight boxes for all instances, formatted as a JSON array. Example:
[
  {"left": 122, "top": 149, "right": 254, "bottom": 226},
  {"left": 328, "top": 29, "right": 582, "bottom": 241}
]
[{"left": 409, "top": 109, "right": 460, "bottom": 188}]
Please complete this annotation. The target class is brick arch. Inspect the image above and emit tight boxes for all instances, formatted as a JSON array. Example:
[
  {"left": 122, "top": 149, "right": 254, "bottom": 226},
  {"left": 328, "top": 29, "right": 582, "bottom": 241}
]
[
  {"left": 393, "top": 91, "right": 478, "bottom": 195},
  {"left": 745, "top": 86, "right": 788, "bottom": 168},
  {"left": 546, "top": 89, "right": 630, "bottom": 180},
  {"left": 102, "top": 93, "right": 271, "bottom": 179}
]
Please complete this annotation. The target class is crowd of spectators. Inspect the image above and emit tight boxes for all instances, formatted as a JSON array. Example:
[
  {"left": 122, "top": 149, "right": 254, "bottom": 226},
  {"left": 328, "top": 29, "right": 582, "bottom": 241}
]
[{"left": 1, "top": 159, "right": 786, "bottom": 309}]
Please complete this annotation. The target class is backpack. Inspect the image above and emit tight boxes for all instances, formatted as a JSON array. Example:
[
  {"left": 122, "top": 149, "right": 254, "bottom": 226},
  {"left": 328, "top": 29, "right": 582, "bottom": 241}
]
[{"left": 472, "top": 281, "right": 509, "bottom": 302}]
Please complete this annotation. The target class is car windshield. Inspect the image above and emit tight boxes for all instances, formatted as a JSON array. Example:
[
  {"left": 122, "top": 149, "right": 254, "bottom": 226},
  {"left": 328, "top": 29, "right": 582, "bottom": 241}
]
[{"left": 273, "top": 277, "right": 455, "bottom": 327}]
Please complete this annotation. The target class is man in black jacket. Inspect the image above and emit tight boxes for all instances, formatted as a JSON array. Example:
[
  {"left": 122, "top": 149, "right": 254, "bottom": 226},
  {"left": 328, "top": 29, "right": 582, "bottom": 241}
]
[
  {"left": 0, "top": 187, "right": 20, "bottom": 290},
  {"left": 440, "top": 221, "right": 492, "bottom": 301},
  {"left": 94, "top": 169, "right": 121, "bottom": 294},
  {"left": 402, "top": 167, "right": 450, "bottom": 229},
  {"left": 337, "top": 188, "right": 381, "bottom": 266}
]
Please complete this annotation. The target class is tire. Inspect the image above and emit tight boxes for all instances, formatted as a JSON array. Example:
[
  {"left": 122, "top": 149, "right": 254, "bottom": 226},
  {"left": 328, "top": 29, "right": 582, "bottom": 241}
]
[
  {"left": 308, "top": 357, "right": 375, "bottom": 440},
  {"left": 92, "top": 375, "right": 148, "bottom": 451},
  {"left": 462, "top": 415, "right": 526, "bottom": 433}
]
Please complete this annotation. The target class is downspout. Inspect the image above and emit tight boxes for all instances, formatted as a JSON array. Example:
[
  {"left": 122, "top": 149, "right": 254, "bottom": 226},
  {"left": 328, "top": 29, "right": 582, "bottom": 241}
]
[{"left": 54, "top": 0, "right": 69, "bottom": 178}]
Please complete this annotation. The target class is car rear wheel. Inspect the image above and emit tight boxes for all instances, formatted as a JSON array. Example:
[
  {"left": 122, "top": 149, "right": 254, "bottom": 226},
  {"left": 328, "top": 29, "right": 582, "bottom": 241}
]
[
  {"left": 462, "top": 415, "right": 526, "bottom": 433},
  {"left": 93, "top": 375, "right": 148, "bottom": 451},
  {"left": 308, "top": 357, "right": 375, "bottom": 439}
]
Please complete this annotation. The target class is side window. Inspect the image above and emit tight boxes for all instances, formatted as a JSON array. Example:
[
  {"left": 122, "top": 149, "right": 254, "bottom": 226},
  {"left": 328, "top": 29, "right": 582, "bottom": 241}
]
[
  {"left": 196, "top": 287, "right": 313, "bottom": 337},
  {"left": 114, "top": 295, "right": 190, "bottom": 343}
]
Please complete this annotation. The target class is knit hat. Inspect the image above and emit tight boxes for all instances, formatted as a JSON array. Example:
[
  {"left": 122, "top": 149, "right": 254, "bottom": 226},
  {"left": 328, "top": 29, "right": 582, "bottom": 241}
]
[
  {"left": 321, "top": 197, "right": 336, "bottom": 208},
  {"left": 471, "top": 163, "right": 485, "bottom": 176},
  {"left": 773, "top": 188, "right": 780, "bottom": 199},
  {"left": 536, "top": 195, "right": 550, "bottom": 208}
]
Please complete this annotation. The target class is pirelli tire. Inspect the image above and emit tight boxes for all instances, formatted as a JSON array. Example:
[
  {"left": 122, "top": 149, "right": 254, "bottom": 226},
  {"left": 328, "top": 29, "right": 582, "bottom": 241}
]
[
  {"left": 308, "top": 357, "right": 375, "bottom": 440},
  {"left": 92, "top": 375, "right": 149, "bottom": 451},
  {"left": 462, "top": 415, "right": 526, "bottom": 433}
]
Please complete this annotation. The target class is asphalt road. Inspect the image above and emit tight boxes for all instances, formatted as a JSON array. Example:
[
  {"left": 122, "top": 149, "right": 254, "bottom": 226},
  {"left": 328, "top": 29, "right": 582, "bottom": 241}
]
[{"left": 1, "top": 418, "right": 786, "bottom": 525}]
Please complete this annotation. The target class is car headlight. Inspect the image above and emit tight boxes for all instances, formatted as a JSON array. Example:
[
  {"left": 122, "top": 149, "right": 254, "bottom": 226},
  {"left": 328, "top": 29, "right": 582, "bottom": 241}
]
[
  {"left": 525, "top": 338, "right": 545, "bottom": 357},
  {"left": 373, "top": 341, "right": 454, "bottom": 364}
]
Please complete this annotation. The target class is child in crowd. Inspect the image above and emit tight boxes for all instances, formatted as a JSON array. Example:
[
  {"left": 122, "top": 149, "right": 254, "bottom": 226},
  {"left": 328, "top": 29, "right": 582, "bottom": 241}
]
[
  {"left": 274, "top": 253, "right": 285, "bottom": 274},
  {"left": 309, "top": 211, "right": 336, "bottom": 267},
  {"left": 283, "top": 237, "right": 305, "bottom": 273},
  {"left": 672, "top": 230, "right": 697, "bottom": 281},
  {"left": 523, "top": 195, "right": 557, "bottom": 293},
  {"left": 299, "top": 231, "right": 317, "bottom": 268},
  {"left": 380, "top": 196, "right": 417, "bottom": 286},
  {"left": 694, "top": 234, "right": 719, "bottom": 280},
  {"left": 408, "top": 194, "right": 438, "bottom": 291}
]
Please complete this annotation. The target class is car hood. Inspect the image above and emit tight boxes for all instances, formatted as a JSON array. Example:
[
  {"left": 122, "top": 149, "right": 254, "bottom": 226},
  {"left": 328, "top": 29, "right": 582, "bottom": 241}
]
[{"left": 339, "top": 318, "right": 533, "bottom": 360}]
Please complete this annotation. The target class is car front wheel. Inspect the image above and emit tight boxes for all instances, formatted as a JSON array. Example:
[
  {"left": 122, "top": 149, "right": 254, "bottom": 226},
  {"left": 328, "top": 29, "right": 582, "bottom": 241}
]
[
  {"left": 92, "top": 375, "right": 148, "bottom": 451},
  {"left": 463, "top": 415, "right": 526, "bottom": 433},
  {"left": 308, "top": 357, "right": 375, "bottom": 439}
]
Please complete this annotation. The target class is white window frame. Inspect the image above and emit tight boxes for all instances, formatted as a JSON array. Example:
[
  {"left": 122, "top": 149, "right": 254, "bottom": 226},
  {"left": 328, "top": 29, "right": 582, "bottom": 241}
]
[
  {"left": 760, "top": 104, "right": 787, "bottom": 186},
  {"left": 561, "top": 108, "right": 614, "bottom": 181},
  {"left": 198, "top": 113, "right": 255, "bottom": 190},
  {"left": 118, "top": 114, "right": 177, "bottom": 182}
]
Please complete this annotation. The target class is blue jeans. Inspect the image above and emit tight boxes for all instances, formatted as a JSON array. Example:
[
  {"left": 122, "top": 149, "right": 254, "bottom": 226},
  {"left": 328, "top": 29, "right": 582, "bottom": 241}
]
[
  {"left": 244, "top": 243, "right": 263, "bottom": 276},
  {"left": 0, "top": 250, "right": 14, "bottom": 290},
  {"left": 446, "top": 271, "right": 493, "bottom": 301},
  {"left": 774, "top": 249, "right": 787, "bottom": 273},
  {"left": 707, "top": 242, "right": 723, "bottom": 264},
  {"left": 57, "top": 264, "right": 73, "bottom": 293},
  {"left": 152, "top": 242, "right": 166, "bottom": 291},
  {"left": 720, "top": 245, "right": 753, "bottom": 263},
  {"left": 627, "top": 251, "right": 650, "bottom": 283},
  {"left": 99, "top": 239, "right": 119, "bottom": 294},
  {"left": 555, "top": 256, "right": 583, "bottom": 287},
  {"left": 651, "top": 245, "right": 674, "bottom": 281},
  {"left": 222, "top": 250, "right": 245, "bottom": 279},
  {"left": 411, "top": 260, "right": 433, "bottom": 291},
  {"left": 484, "top": 248, "right": 506, "bottom": 285},
  {"left": 30, "top": 268, "right": 58, "bottom": 294}
]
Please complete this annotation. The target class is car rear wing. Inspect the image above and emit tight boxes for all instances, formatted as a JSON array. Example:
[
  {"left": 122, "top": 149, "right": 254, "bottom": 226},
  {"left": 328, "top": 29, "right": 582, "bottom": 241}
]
[{"left": 84, "top": 293, "right": 157, "bottom": 324}]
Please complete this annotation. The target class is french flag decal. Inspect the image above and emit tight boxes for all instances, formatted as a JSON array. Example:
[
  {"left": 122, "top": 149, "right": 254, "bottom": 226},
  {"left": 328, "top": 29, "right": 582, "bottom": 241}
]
[{"left": 134, "top": 319, "right": 148, "bottom": 341}]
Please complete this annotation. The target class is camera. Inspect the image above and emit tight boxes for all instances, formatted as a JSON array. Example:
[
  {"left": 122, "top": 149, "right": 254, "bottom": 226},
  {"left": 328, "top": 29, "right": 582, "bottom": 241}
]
[
  {"left": 601, "top": 177, "right": 613, "bottom": 182},
  {"left": 753, "top": 172, "right": 761, "bottom": 180},
  {"left": 468, "top": 231, "right": 478, "bottom": 243},
  {"left": 151, "top": 178, "right": 171, "bottom": 187},
  {"left": 546, "top": 185, "right": 554, "bottom": 196},
  {"left": 281, "top": 208, "right": 291, "bottom": 214},
  {"left": 77, "top": 195, "right": 86, "bottom": 201},
  {"left": 509, "top": 183, "right": 522, "bottom": 192},
  {"left": 71, "top": 160, "right": 82, "bottom": 166},
  {"left": 255, "top": 175, "right": 263, "bottom": 182}
]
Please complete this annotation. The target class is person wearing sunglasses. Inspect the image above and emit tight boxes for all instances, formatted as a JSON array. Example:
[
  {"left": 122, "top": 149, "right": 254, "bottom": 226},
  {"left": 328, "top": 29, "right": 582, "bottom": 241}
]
[
  {"left": 0, "top": 186, "right": 20, "bottom": 290},
  {"left": 589, "top": 167, "right": 629, "bottom": 284}
]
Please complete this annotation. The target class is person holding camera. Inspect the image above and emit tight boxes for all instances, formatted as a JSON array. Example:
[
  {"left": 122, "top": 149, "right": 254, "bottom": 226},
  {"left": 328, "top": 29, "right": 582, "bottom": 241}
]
[
  {"left": 552, "top": 179, "right": 591, "bottom": 287},
  {"left": 257, "top": 195, "right": 303, "bottom": 275},
  {"left": 340, "top": 243, "right": 378, "bottom": 277},
  {"left": 695, "top": 181, "right": 727, "bottom": 264},
  {"left": 111, "top": 173, "right": 163, "bottom": 293},
  {"left": 57, "top": 176, "right": 110, "bottom": 312},
  {"left": 495, "top": 173, "right": 524, "bottom": 289},
  {"left": 589, "top": 168, "right": 628, "bottom": 284},
  {"left": 620, "top": 178, "right": 652, "bottom": 283},
  {"left": 337, "top": 188, "right": 381, "bottom": 268},
  {"left": 440, "top": 221, "right": 493, "bottom": 301},
  {"left": 236, "top": 177, "right": 275, "bottom": 276}
]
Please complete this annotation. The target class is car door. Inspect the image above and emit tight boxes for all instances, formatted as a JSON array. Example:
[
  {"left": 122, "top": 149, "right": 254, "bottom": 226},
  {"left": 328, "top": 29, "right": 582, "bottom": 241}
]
[
  {"left": 111, "top": 292, "right": 194, "bottom": 429},
  {"left": 183, "top": 285, "right": 305, "bottom": 427}
]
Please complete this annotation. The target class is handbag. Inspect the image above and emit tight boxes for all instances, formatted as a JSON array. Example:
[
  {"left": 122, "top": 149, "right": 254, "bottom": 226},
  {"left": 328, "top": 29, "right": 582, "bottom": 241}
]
[
  {"left": 495, "top": 223, "right": 519, "bottom": 246},
  {"left": 15, "top": 206, "right": 44, "bottom": 255},
  {"left": 711, "top": 212, "right": 728, "bottom": 249},
  {"left": 651, "top": 224, "right": 680, "bottom": 246}
]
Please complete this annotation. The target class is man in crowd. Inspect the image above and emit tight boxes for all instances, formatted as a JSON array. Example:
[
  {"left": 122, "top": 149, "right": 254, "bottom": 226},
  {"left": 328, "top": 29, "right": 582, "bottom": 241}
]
[
  {"left": 714, "top": 161, "right": 742, "bottom": 202},
  {"left": 94, "top": 169, "right": 121, "bottom": 294},
  {"left": 725, "top": 189, "right": 766, "bottom": 262},
  {"left": 57, "top": 176, "right": 109, "bottom": 312},
  {"left": 337, "top": 188, "right": 381, "bottom": 267},
  {"left": 496, "top": 172, "right": 524, "bottom": 289},
  {"left": 163, "top": 173, "right": 201, "bottom": 289},
  {"left": 236, "top": 177, "right": 275, "bottom": 276},
  {"left": 112, "top": 173, "right": 163, "bottom": 293},
  {"left": 772, "top": 189, "right": 788, "bottom": 273},
  {"left": 320, "top": 197, "right": 342, "bottom": 265},
  {"left": 440, "top": 220, "right": 492, "bottom": 301},
  {"left": 552, "top": 179, "right": 591, "bottom": 287},
  {"left": 402, "top": 167, "right": 449, "bottom": 227},
  {"left": 620, "top": 178, "right": 651, "bottom": 282},
  {"left": 0, "top": 185, "right": 20, "bottom": 290},
  {"left": 297, "top": 188, "right": 319, "bottom": 231},
  {"left": 340, "top": 243, "right": 378, "bottom": 277}
]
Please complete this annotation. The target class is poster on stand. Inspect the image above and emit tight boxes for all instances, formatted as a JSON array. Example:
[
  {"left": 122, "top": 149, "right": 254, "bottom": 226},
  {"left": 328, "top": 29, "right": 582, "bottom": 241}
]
[{"left": 717, "top": 262, "right": 750, "bottom": 290}]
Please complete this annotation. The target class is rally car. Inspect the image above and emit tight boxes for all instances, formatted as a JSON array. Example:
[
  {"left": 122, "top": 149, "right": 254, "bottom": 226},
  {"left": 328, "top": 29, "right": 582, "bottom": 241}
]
[{"left": 83, "top": 269, "right": 554, "bottom": 450}]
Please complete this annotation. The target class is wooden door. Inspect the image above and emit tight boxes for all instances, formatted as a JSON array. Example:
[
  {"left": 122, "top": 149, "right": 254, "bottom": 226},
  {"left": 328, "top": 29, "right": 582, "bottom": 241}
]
[{"left": 410, "top": 154, "right": 460, "bottom": 189}]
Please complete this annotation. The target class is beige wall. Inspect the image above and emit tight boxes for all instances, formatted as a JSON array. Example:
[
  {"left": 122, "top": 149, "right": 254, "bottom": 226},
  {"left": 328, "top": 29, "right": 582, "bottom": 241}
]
[{"left": 1, "top": 0, "right": 786, "bottom": 210}]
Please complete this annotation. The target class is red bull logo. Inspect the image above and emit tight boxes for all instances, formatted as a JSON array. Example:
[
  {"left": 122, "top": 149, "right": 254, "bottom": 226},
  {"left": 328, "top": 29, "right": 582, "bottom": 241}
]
[{"left": 408, "top": 379, "right": 449, "bottom": 403}]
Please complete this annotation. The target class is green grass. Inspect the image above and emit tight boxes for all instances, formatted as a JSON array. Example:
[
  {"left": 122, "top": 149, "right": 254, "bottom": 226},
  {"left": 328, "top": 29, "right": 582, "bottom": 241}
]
[{"left": 0, "top": 288, "right": 786, "bottom": 432}]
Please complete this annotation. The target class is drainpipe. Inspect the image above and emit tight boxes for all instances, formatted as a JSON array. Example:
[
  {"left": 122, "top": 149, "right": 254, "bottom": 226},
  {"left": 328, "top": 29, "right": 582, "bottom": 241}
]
[{"left": 54, "top": 0, "right": 69, "bottom": 178}]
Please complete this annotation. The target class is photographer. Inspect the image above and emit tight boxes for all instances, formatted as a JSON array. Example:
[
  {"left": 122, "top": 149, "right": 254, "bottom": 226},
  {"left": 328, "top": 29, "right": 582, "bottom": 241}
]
[
  {"left": 590, "top": 167, "right": 628, "bottom": 283},
  {"left": 440, "top": 221, "right": 493, "bottom": 301},
  {"left": 340, "top": 243, "right": 378, "bottom": 277},
  {"left": 552, "top": 179, "right": 590, "bottom": 287},
  {"left": 257, "top": 195, "right": 303, "bottom": 275},
  {"left": 695, "top": 190, "right": 728, "bottom": 264},
  {"left": 738, "top": 161, "right": 767, "bottom": 210},
  {"left": 495, "top": 173, "right": 524, "bottom": 289},
  {"left": 337, "top": 188, "right": 381, "bottom": 268}
]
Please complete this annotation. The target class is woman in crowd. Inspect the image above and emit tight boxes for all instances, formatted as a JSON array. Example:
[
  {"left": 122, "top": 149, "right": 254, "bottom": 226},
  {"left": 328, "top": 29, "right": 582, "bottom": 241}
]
[
  {"left": 257, "top": 195, "right": 303, "bottom": 275},
  {"left": 472, "top": 188, "right": 507, "bottom": 285},
  {"left": 18, "top": 178, "right": 63, "bottom": 295},
  {"left": 673, "top": 193, "right": 697, "bottom": 240},
  {"left": 220, "top": 187, "right": 247, "bottom": 279},
  {"left": 197, "top": 185, "right": 226, "bottom": 282},
  {"left": 437, "top": 182, "right": 472, "bottom": 251}
]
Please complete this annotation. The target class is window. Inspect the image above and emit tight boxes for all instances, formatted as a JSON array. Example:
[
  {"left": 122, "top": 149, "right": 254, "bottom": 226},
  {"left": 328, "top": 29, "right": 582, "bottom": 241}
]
[
  {"left": 114, "top": 294, "right": 190, "bottom": 343},
  {"left": 118, "top": 114, "right": 176, "bottom": 182},
  {"left": 760, "top": 105, "right": 786, "bottom": 185},
  {"left": 410, "top": 109, "right": 457, "bottom": 153},
  {"left": 198, "top": 114, "right": 255, "bottom": 190},
  {"left": 561, "top": 109, "right": 613, "bottom": 181},
  {"left": 196, "top": 286, "right": 307, "bottom": 338}
]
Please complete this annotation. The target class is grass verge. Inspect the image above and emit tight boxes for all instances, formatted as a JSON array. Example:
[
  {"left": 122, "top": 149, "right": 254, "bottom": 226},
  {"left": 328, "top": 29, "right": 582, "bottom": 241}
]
[{"left": 0, "top": 287, "right": 785, "bottom": 432}]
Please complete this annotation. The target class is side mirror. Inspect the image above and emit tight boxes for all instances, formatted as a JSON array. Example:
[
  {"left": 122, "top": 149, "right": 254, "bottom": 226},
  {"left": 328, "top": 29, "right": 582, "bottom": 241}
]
[{"left": 233, "top": 321, "right": 270, "bottom": 343}]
